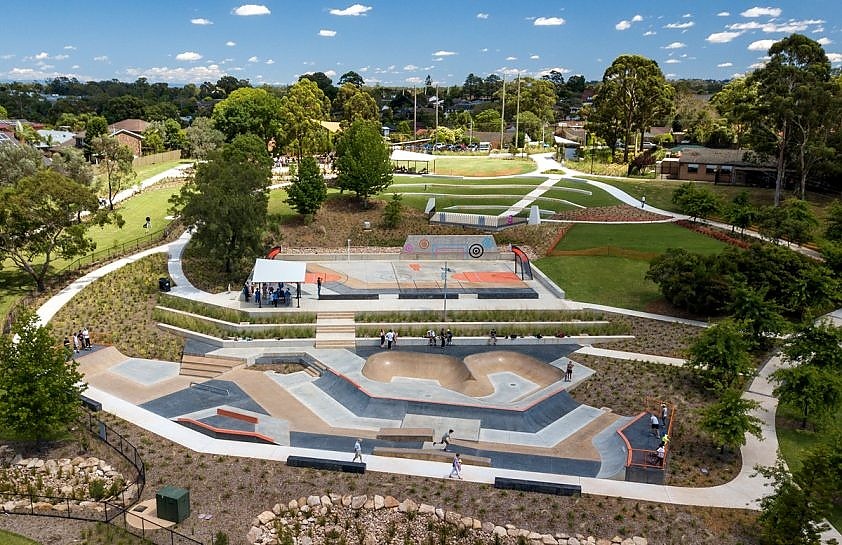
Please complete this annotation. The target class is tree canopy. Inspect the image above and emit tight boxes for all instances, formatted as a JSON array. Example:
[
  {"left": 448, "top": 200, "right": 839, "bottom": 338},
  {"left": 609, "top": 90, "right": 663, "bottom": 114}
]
[
  {"left": 285, "top": 156, "right": 327, "bottom": 219},
  {"left": 211, "top": 87, "right": 283, "bottom": 144},
  {"left": 185, "top": 117, "right": 226, "bottom": 160},
  {"left": 91, "top": 135, "right": 135, "bottom": 210},
  {"left": 278, "top": 79, "right": 331, "bottom": 160},
  {"left": 0, "top": 141, "right": 43, "bottom": 186},
  {"left": 335, "top": 119, "right": 393, "bottom": 203}
]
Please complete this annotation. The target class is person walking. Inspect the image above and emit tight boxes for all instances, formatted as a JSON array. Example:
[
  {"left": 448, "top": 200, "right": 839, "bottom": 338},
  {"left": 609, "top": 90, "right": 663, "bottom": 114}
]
[
  {"left": 449, "top": 453, "right": 463, "bottom": 479},
  {"left": 641, "top": 195, "right": 646, "bottom": 208},
  {"left": 82, "top": 327, "right": 91, "bottom": 349},
  {"left": 352, "top": 438, "right": 363, "bottom": 463},
  {"left": 379, "top": 329, "right": 386, "bottom": 348}
]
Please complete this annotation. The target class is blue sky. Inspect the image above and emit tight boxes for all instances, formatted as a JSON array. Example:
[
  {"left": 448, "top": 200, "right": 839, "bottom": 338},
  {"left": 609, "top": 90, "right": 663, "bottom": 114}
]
[{"left": 2, "top": 1, "right": 840, "bottom": 86}]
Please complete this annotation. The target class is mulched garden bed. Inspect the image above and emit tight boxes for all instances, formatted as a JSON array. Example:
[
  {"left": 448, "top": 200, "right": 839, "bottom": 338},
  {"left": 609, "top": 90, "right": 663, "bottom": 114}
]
[{"left": 550, "top": 205, "right": 671, "bottom": 222}]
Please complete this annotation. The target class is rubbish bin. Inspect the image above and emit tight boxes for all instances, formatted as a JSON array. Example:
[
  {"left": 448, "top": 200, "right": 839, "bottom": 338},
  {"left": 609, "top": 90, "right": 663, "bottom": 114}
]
[
  {"left": 156, "top": 486, "right": 190, "bottom": 523},
  {"left": 158, "top": 277, "right": 171, "bottom": 292}
]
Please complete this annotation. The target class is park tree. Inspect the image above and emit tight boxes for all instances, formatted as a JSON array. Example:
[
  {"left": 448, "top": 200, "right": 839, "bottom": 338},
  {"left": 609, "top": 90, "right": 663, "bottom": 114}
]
[
  {"left": 382, "top": 193, "right": 403, "bottom": 229},
  {"left": 50, "top": 147, "right": 95, "bottom": 189},
  {"left": 278, "top": 78, "right": 331, "bottom": 160},
  {"left": 463, "top": 73, "right": 484, "bottom": 100},
  {"left": 823, "top": 200, "right": 842, "bottom": 241},
  {"left": 0, "top": 141, "right": 43, "bottom": 186},
  {"left": 163, "top": 118, "right": 188, "bottom": 151},
  {"left": 502, "top": 77, "right": 557, "bottom": 124},
  {"left": 299, "top": 72, "right": 338, "bottom": 102},
  {"left": 171, "top": 134, "right": 271, "bottom": 273},
  {"left": 342, "top": 89, "right": 379, "bottom": 124},
  {"left": 335, "top": 119, "right": 393, "bottom": 204},
  {"left": 687, "top": 319, "right": 754, "bottom": 391},
  {"left": 646, "top": 249, "right": 734, "bottom": 315},
  {"left": 338, "top": 70, "right": 365, "bottom": 88},
  {"left": 592, "top": 55, "right": 673, "bottom": 161},
  {"left": 757, "top": 459, "right": 829, "bottom": 545},
  {"left": 91, "top": 135, "right": 135, "bottom": 210},
  {"left": 185, "top": 117, "right": 225, "bottom": 160},
  {"left": 142, "top": 122, "right": 166, "bottom": 154},
  {"left": 757, "top": 198, "right": 819, "bottom": 245},
  {"left": 796, "top": 445, "right": 842, "bottom": 518},
  {"left": 102, "top": 95, "right": 145, "bottom": 123},
  {"left": 474, "top": 109, "right": 502, "bottom": 132},
  {"left": 729, "top": 284, "right": 788, "bottom": 349},
  {"left": 747, "top": 34, "right": 833, "bottom": 204},
  {"left": 285, "top": 156, "right": 327, "bottom": 220},
  {"left": 698, "top": 388, "right": 762, "bottom": 453},
  {"left": 711, "top": 77, "right": 756, "bottom": 148},
  {"left": 671, "top": 182, "right": 721, "bottom": 221},
  {"left": 724, "top": 191, "right": 757, "bottom": 235},
  {"left": 0, "top": 170, "right": 117, "bottom": 292},
  {"left": 0, "top": 310, "right": 85, "bottom": 446},
  {"left": 211, "top": 87, "right": 282, "bottom": 143}
]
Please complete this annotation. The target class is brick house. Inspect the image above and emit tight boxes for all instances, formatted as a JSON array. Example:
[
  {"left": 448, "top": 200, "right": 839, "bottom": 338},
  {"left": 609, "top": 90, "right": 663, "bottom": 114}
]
[
  {"left": 107, "top": 119, "right": 150, "bottom": 157},
  {"left": 658, "top": 147, "right": 776, "bottom": 186}
]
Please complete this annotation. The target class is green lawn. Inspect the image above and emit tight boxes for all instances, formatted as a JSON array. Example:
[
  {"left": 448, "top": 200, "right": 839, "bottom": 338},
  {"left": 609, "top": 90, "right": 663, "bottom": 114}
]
[
  {"left": 133, "top": 158, "right": 192, "bottom": 181},
  {"left": 534, "top": 223, "right": 728, "bottom": 309},
  {"left": 0, "top": 529, "right": 40, "bottom": 545},
  {"left": 543, "top": 182, "right": 621, "bottom": 208},
  {"left": 392, "top": 175, "right": 546, "bottom": 186},
  {"left": 429, "top": 157, "right": 535, "bottom": 177}
]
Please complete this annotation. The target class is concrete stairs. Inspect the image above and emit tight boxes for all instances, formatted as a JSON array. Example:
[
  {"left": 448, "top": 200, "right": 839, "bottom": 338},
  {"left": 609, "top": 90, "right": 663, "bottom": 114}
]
[
  {"left": 180, "top": 353, "right": 246, "bottom": 378},
  {"left": 315, "top": 311, "right": 356, "bottom": 349}
]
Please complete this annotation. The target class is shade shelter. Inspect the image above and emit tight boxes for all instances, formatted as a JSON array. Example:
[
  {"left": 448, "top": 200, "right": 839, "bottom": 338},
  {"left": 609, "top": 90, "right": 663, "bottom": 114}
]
[
  {"left": 248, "top": 259, "right": 307, "bottom": 307},
  {"left": 554, "top": 135, "right": 581, "bottom": 162},
  {"left": 390, "top": 149, "right": 436, "bottom": 174}
]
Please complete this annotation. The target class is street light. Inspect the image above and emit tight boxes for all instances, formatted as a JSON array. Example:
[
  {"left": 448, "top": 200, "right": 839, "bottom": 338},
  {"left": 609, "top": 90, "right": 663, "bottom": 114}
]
[{"left": 441, "top": 261, "right": 454, "bottom": 322}]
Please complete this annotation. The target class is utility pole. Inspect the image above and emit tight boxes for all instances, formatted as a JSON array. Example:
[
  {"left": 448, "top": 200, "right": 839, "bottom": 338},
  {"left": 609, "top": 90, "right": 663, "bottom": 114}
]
[
  {"left": 514, "top": 74, "right": 521, "bottom": 155},
  {"left": 499, "top": 76, "right": 506, "bottom": 152},
  {"left": 413, "top": 86, "right": 417, "bottom": 138},
  {"left": 434, "top": 85, "right": 439, "bottom": 149}
]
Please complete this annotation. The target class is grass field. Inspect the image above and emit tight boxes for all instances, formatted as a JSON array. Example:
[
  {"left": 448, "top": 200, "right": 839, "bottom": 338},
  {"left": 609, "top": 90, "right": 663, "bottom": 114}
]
[
  {"left": 391, "top": 175, "right": 546, "bottom": 186},
  {"left": 429, "top": 157, "right": 535, "bottom": 177},
  {"left": 0, "top": 530, "right": 39, "bottom": 545},
  {"left": 535, "top": 223, "right": 727, "bottom": 309}
]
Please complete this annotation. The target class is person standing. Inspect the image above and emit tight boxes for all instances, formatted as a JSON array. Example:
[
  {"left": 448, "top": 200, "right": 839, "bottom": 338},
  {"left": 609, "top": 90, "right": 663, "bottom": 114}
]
[
  {"left": 427, "top": 328, "right": 435, "bottom": 346},
  {"left": 385, "top": 329, "right": 394, "bottom": 350},
  {"left": 641, "top": 195, "right": 646, "bottom": 208},
  {"left": 656, "top": 444, "right": 665, "bottom": 466},
  {"left": 72, "top": 331, "right": 80, "bottom": 353},
  {"left": 379, "top": 329, "right": 385, "bottom": 348},
  {"left": 254, "top": 288, "right": 262, "bottom": 308},
  {"left": 440, "top": 328, "right": 446, "bottom": 348},
  {"left": 449, "top": 453, "right": 463, "bottom": 479},
  {"left": 317, "top": 277, "right": 322, "bottom": 299},
  {"left": 352, "top": 438, "right": 363, "bottom": 463},
  {"left": 650, "top": 413, "right": 660, "bottom": 436},
  {"left": 446, "top": 329, "right": 453, "bottom": 346},
  {"left": 565, "top": 362, "right": 574, "bottom": 382},
  {"left": 660, "top": 403, "right": 669, "bottom": 429},
  {"left": 82, "top": 327, "right": 91, "bottom": 350}
]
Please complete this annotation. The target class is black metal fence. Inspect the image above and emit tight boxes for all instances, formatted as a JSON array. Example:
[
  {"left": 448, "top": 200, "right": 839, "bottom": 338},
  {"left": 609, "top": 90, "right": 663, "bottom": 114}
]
[{"left": 1, "top": 412, "right": 209, "bottom": 545}]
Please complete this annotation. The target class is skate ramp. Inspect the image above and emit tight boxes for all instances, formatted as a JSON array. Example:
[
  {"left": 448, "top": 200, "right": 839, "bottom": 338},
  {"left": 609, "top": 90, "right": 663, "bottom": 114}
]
[{"left": 362, "top": 350, "right": 564, "bottom": 398}]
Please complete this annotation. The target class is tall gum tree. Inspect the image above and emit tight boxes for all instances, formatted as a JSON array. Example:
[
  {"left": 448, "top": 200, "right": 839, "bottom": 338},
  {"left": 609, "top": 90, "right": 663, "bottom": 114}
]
[{"left": 278, "top": 79, "right": 331, "bottom": 160}]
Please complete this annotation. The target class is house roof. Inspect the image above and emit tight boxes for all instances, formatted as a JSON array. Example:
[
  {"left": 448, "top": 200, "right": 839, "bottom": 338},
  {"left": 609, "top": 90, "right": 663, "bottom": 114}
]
[
  {"left": 36, "top": 129, "right": 76, "bottom": 147},
  {"left": 677, "top": 147, "right": 774, "bottom": 167},
  {"left": 110, "top": 128, "right": 144, "bottom": 140},
  {"left": 108, "top": 119, "right": 149, "bottom": 133}
]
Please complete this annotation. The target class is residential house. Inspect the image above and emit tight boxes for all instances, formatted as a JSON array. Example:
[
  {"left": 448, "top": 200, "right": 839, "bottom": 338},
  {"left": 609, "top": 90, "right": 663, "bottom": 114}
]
[
  {"left": 106, "top": 119, "right": 149, "bottom": 157},
  {"left": 36, "top": 129, "right": 77, "bottom": 154},
  {"left": 658, "top": 147, "right": 776, "bottom": 186}
]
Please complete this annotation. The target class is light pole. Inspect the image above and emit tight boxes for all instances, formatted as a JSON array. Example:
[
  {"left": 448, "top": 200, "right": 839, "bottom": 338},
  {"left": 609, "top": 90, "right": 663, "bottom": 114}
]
[
  {"left": 441, "top": 261, "right": 454, "bottom": 322},
  {"left": 347, "top": 239, "right": 351, "bottom": 262}
]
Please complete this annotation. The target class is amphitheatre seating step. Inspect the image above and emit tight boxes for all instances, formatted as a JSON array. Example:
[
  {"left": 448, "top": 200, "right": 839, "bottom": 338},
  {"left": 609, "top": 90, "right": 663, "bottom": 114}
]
[
  {"left": 494, "top": 477, "right": 581, "bottom": 496},
  {"left": 372, "top": 447, "right": 491, "bottom": 467},
  {"left": 180, "top": 354, "right": 245, "bottom": 378},
  {"left": 319, "top": 294, "right": 379, "bottom": 301},
  {"left": 317, "top": 311, "right": 356, "bottom": 320},
  {"left": 287, "top": 455, "right": 365, "bottom": 474},
  {"left": 376, "top": 427, "right": 434, "bottom": 442}
]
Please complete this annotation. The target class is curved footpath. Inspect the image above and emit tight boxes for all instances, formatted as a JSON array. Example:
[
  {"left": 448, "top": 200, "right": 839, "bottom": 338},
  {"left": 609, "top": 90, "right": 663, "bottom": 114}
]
[{"left": 32, "top": 161, "right": 840, "bottom": 541}]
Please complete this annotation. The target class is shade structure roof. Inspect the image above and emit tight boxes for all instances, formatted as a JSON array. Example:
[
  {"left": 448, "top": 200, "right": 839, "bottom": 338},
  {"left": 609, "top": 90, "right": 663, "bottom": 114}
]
[
  {"left": 390, "top": 149, "right": 437, "bottom": 162},
  {"left": 554, "top": 136, "right": 581, "bottom": 146},
  {"left": 251, "top": 259, "right": 306, "bottom": 283}
]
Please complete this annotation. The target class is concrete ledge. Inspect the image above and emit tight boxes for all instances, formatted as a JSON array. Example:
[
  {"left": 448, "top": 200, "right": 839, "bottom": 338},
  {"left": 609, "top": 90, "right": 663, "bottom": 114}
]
[
  {"left": 80, "top": 395, "right": 102, "bottom": 412},
  {"left": 319, "top": 294, "right": 379, "bottom": 300},
  {"left": 286, "top": 455, "right": 365, "bottom": 474},
  {"left": 376, "top": 427, "right": 434, "bottom": 442},
  {"left": 529, "top": 263, "right": 566, "bottom": 299},
  {"left": 398, "top": 293, "right": 459, "bottom": 300},
  {"left": 372, "top": 447, "right": 491, "bottom": 467},
  {"left": 494, "top": 477, "right": 581, "bottom": 496},
  {"left": 476, "top": 292, "right": 539, "bottom": 299}
]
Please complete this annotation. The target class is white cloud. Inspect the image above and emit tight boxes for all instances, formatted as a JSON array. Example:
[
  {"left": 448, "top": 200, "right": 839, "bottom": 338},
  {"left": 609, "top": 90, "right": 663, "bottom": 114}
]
[
  {"left": 71, "top": 65, "right": 79, "bottom": 69},
  {"left": 405, "top": 76, "right": 423, "bottom": 84},
  {"left": 433, "top": 50, "right": 456, "bottom": 56},
  {"left": 537, "top": 67, "right": 570, "bottom": 77},
  {"left": 265, "top": 59, "right": 275, "bottom": 65},
  {"left": 319, "top": 29, "right": 337, "bottom": 37},
  {"left": 358, "top": 66, "right": 369, "bottom": 72},
  {"left": 682, "top": 13, "right": 692, "bottom": 18},
  {"left": 403, "top": 64, "right": 418, "bottom": 71},
  {"left": 226, "top": 41, "right": 237, "bottom": 47},
  {"left": 232, "top": 4, "right": 271, "bottom": 16},
  {"left": 329, "top": 4, "right": 372, "bottom": 16},
  {"left": 665, "top": 59, "right": 681, "bottom": 64},
  {"left": 34, "top": 52, "right": 49, "bottom": 60},
  {"left": 480, "top": 47, "right": 489, "bottom": 52},
  {"left": 53, "top": 54, "right": 69, "bottom": 60},
  {"left": 717, "top": 62, "right": 734, "bottom": 67},
  {"left": 506, "top": 56, "right": 517, "bottom": 61},
  {"left": 1, "top": 54, "right": 15, "bottom": 60},
  {"left": 324, "top": 70, "right": 336, "bottom": 78},
  {"left": 248, "top": 56, "right": 259, "bottom": 62},
  {"left": 93, "top": 55, "right": 109, "bottom": 62},
  {"left": 717, "top": 11, "right": 730, "bottom": 17},
  {"left": 729, "top": 19, "right": 825, "bottom": 34},
  {"left": 741, "top": 6, "right": 782, "bottom": 18},
  {"left": 664, "top": 42, "right": 686, "bottom": 49},
  {"left": 707, "top": 31, "right": 743, "bottom": 43},
  {"left": 827, "top": 53, "right": 842, "bottom": 63},
  {"left": 664, "top": 21, "right": 694, "bottom": 29},
  {"left": 749, "top": 61, "right": 768, "bottom": 69},
  {"left": 191, "top": 18, "right": 213, "bottom": 25},
  {"left": 817, "top": 37, "right": 832, "bottom": 45},
  {"left": 643, "top": 30, "right": 656, "bottom": 36},
  {"left": 748, "top": 39, "right": 776, "bottom": 51},
  {"left": 124, "top": 64, "right": 225, "bottom": 83},
  {"left": 534, "top": 17, "right": 565, "bottom": 26},
  {"left": 176, "top": 51, "right": 202, "bottom": 61},
  {"left": 530, "top": 54, "right": 540, "bottom": 60},
  {"left": 476, "top": 12, "right": 489, "bottom": 19},
  {"left": 63, "top": 45, "right": 76, "bottom": 50},
  {"left": 632, "top": 14, "right": 643, "bottom": 22},
  {"left": 615, "top": 20, "right": 632, "bottom": 31}
]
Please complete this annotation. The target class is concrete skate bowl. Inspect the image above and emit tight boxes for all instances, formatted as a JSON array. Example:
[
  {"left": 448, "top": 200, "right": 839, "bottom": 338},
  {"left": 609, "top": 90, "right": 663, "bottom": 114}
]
[{"left": 362, "top": 350, "right": 564, "bottom": 398}]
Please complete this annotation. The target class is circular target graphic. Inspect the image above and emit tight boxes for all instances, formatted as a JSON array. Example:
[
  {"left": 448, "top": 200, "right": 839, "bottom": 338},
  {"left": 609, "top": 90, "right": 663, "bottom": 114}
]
[
  {"left": 468, "top": 244, "right": 484, "bottom": 258},
  {"left": 418, "top": 238, "right": 430, "bottom": 250}
]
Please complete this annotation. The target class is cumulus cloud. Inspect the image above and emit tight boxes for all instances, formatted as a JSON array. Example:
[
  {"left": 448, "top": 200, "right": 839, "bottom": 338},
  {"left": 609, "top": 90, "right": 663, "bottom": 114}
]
[
  {"left": 329, "top": 4, "right": 372, "bottom": 16},
  {"left": 63, "top": 45, "right": 76, "bottom": 50},
  {"left": 728, "top": 19, "right": 825, "bottom": 33},
  {"left": 717, "top": 11, "right": 730, "bottom": 17},
  {"left": 248, "top": 56, "right": 259, "bottom": 62},
  {"left": 817, "top": 37, "right": 832, "bottom": 45},
  {"left": 506, "top": 56, "right": 517, "bottom": 61},
  {"left": 827, "top": 53, "right": 842, "bottom": 63},
  {"left": 741, "top": 6, "right": 782, "bottom": 18},
  {"left": 664, "top": 21, "right": 694, "bottom": 29},
  {"left": 537, "top": 67, "right": 569, "bottom": 77},
  {"left": 534, "top": 17, "right": 565, "bottom": 26},
  {"left": 530, "top": 54, "right": 540, "bottom": 60},
  {"left": 748, "top": 39, "right": 776, "bottom": 51},
  {"left": 53, "top": 54, "right": 69, "bottom": 60},
  {"left": 124, "top": 64, "right": 226, "bottom": 83},
  {"left": 664, "top": 59, "right": 681, "bottom": 64},
  {"left": 232, "top": 4, "right": 271, "bottom": 16},
  {"left": 433, "top": 50, "right": 456, "bottom": 56},
  {"left": 226, "top": 41, "right": 237, "bottom": 47},
  {"left": 664, "top": 42, "right": 686, "bottom": 49},
  {"left": 403, "top": 64, "right": 418, "bottom": 71},
  {"left": 476, "top": 13, "right": 489, "bottom": 19},
  {"left": 176, "top": 51, "right": 202, "bottom": 61},
  {"left": 324, "top": 70, "right": 336, "bottom": 78},
  {"left": 191, "top": 18, "right": 213, "bottom": 25},
  {"left": 615, "top": 20, "right": 632, "bottom": 31},
  {"left": 405, "top": 76, "right": 423, "bottom": 84},
  {"left": 632, "top": 15, "right": 643, "bottom": 22},
  {"left": 93, "top": 55, "right": 109, "bottom": 62},
  {"left": 643, "top": 30, "right": 656, "bottom": 36},
  {"left": 707, "top": 31, "right": 743, "bottom": 43},
  {"left": 34, "top": 52, "right": 49, "bottom": 60},
  {"left": 319, "top": 29, "right": 337, "bottom": 37},
  {"left": 717, "top": 62, "right": 734, "bottom": 67},
  {"left": 749, "top": 61, "right": 768, "bottom": 69},
  {"left": 265, "top": 59, "right": 274, "bottom": 64}
]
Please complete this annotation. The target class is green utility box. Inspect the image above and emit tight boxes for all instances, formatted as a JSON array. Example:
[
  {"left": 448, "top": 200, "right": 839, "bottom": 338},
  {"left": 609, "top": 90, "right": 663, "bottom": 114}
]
[{"left": 156, "top": 486, "right": 190, "bottom": 523}]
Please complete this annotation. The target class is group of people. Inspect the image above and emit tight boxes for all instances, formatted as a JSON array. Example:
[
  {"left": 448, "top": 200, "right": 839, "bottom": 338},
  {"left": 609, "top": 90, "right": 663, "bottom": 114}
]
[
  {"left": 379, "top": 329, "right": 399, "bottom": 349},
  {"left": 649, "top": 403, "right": 671, "bottom": 466},
  {"left": 353, "top": 429, "right": 463, "bottom": 479},
  {"left": 426, "top": 328, "right": 453, "bottom": 348},
  {"left": 243, "top": 282, "right": 296, "bottom": 308},
  {"left": 62, "top": 327, "right": 92, "bottom": 359}
]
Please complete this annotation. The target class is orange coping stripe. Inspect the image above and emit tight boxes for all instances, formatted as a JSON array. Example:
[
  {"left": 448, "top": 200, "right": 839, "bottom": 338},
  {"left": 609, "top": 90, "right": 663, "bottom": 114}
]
[
  {"left": 217, "top": 408, "right": 259, "bottom": 424},
  {"left": 452, "top": 271, "right": 521, "bottom": 283},
  {"left": 616, "top": 411, "right": 647, "bottom": 467},
  {"left": 176, "top": 418, "right": 275, "bottom": 444}
]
